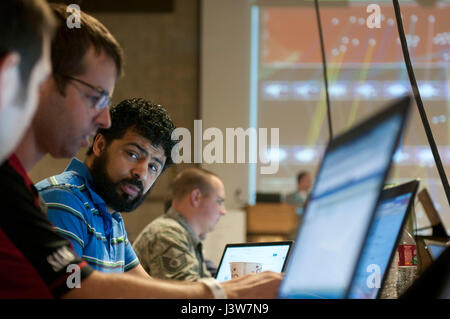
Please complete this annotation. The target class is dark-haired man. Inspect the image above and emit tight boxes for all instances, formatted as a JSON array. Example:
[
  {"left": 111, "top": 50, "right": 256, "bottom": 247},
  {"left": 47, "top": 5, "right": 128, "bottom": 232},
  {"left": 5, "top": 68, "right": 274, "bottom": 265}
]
[
  {"left": 285, "top": 171, "right": 312, "bottom": 240},
  {"left": 36, "top": 98, "right": 175, "bottom": 278},
  {"left": 37, "top": 97, "right": 282, "bottom": 298},
  {"left": 286, "top": 171, "right": 312, "bottom": 213}
]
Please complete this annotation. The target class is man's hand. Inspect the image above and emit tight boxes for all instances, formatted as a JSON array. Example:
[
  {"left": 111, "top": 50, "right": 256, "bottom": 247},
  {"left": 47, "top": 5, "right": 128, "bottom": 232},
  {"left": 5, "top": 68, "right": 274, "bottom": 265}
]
[{"left": 221, "top": 271, "right": 283, "bottom": 299}]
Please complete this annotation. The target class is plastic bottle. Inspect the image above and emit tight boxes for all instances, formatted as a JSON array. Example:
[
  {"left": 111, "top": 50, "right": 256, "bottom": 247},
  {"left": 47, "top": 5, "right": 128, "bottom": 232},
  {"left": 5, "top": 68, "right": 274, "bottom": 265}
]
[
  {"left": 379, "top": 251, "right": 398, "bottom": 299},
  {"left": 396, "top": 228, "right": 417, "bottom": 296}
]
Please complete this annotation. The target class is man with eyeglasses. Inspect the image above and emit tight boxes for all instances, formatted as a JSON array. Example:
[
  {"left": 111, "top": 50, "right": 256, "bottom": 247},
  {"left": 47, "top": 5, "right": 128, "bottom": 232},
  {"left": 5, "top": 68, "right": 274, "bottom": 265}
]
[
  {"left": 15, "top": 3, "right": 118, "bottom": 171},
  {"left": 133, "top": 167, "right": 227, "bottom": 282}
]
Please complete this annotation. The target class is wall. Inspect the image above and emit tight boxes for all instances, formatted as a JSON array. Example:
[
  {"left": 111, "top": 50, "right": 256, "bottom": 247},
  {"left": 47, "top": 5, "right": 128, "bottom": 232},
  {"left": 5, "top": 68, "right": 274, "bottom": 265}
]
[{"left": 200, "top": 0, "right": 254, "bottom": 210}]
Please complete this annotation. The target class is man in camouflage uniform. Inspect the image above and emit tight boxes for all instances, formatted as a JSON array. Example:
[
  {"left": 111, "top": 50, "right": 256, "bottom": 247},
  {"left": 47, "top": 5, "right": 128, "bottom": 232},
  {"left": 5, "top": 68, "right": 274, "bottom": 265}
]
[{"left": 133, "top": 168, "right": 227, "bottom": 281}]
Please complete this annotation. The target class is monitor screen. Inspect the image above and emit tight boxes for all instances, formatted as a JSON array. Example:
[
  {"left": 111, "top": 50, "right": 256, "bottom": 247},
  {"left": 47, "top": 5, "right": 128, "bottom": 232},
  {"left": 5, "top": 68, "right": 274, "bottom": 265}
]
[
  {"left": 215, "top": 243, "right": 291, "bottom": 282},
  {"left": 279, "top": 112, "right": 404, "bottom": 299},
  {"left": 348, "top": 192, "right": 413, "bottom": 299}
]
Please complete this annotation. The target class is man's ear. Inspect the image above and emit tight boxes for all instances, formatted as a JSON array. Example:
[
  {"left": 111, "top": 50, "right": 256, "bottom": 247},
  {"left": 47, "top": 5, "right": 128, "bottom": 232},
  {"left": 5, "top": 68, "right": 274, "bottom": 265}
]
[
  {"left": 190, "top": 189, "right": 202, "bottom": 208},
  {"left": 0, "top": 52, "right": 20, "bottom": 113},
  {"left": 92, "top": 133, "right": 106, "bottom": 156}
]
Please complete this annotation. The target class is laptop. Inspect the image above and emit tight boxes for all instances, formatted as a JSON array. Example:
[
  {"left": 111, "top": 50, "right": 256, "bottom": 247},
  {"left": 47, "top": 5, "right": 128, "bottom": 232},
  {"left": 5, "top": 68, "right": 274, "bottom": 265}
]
[
  {"left": 278, "top": 96, "right": 411, "bottom": 299},
  {"left": 347, "top": 179, "right": 420, "bottom": 299},
  {"left": 215, "top": 241, "right": 293, "bottom": 282}
]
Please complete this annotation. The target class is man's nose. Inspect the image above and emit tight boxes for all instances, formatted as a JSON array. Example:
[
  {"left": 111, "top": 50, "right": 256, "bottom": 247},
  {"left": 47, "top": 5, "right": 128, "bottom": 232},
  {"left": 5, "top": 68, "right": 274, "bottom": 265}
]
[
  {"left": 130, "top": 161, "right": 148, "bottom": 181},
  {"left": 95, "top": 107, "right": 111, "bottom": 129}
]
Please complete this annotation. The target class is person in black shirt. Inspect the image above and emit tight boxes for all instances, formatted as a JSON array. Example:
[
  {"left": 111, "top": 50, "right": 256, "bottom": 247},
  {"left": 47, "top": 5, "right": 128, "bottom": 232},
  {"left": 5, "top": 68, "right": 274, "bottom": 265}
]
[
  {"left": 0, "top": 155, "right": 93, "bottom": 298},
  {"left": 0, "top": 0, "right": 92, "bottom": 298}
]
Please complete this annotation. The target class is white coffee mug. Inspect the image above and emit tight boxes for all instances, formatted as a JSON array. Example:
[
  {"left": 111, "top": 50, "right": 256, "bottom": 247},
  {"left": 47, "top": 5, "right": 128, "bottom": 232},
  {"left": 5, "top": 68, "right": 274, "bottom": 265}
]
[{"left": 229, "top": 262, "right": 262, "bottom": 279}]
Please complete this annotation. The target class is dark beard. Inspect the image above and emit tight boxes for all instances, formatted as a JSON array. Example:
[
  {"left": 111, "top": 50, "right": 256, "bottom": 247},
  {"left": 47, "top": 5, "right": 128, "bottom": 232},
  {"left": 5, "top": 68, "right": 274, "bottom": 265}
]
[{"left": 90, "top": 151, "right": 150, "bottom": 212}]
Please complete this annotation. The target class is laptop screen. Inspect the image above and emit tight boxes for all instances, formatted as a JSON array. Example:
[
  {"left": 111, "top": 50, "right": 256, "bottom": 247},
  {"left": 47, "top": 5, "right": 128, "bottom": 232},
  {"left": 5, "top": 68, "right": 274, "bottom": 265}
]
[
  {"left": 279, "top": 97, "right": 410, "bottom": 299},
  {"left": 215, "top": 242, "right": 292, "bottom": 282},
  {"left": 348, "top": 181, "right": 418, "bottom": 299}
]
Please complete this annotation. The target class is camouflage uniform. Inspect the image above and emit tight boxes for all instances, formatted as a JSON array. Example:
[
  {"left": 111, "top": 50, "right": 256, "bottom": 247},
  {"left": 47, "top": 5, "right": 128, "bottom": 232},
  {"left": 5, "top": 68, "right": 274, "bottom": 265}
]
[{"left": 133, "top": 208, "right": 211, "bottom": 281}]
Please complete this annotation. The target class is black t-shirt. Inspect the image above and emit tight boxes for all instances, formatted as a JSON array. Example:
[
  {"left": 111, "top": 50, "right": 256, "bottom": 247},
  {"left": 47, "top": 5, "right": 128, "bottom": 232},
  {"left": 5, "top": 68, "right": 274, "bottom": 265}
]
[{"left": 0, "top": 154, "right": 93, "bottom": 298}]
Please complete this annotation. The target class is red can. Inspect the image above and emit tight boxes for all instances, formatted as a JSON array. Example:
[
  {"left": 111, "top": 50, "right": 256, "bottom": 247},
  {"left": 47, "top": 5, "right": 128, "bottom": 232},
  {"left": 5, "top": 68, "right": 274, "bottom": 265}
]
[{"left": 398, "top": 244, "right": 417, "bottom": 266}]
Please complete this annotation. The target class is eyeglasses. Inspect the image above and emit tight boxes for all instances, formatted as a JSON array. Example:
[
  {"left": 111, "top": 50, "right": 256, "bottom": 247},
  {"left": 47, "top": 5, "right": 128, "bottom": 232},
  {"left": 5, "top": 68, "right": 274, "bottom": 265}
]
[{"left": 60, "top": 74, "right": 112, "bottom": 110}]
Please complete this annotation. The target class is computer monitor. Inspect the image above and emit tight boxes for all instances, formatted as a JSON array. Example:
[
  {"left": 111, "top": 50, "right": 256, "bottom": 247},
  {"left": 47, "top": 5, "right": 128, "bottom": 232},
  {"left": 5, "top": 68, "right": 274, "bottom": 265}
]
[
  {"left": 348, "top": 179, "right": 420, "bottom": 299},
  {"left": 215, "top": 241, "right": 293, "bottom": 282},
  {"left": 278, "top": 96, "right": 411, "bottom": 299}
]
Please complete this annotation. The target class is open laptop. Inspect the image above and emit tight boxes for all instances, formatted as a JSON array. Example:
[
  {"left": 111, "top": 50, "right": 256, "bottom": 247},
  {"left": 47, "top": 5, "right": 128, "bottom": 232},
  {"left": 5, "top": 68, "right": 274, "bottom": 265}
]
[
  {"left": 347, "top": 179, "right": 420, "bottom": 299},
  {"left": 215, "top": 241, "right": 293, "bottom": 282},
  {"left": 278, "top": 96, "right": 411, "bottom": 299}
]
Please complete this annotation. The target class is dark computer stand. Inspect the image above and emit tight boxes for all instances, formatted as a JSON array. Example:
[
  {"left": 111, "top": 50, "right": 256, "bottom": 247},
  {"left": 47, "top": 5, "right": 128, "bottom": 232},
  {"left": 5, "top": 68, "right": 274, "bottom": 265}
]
[
  {"left": 400, "top": 246, "right": 450, "bottom": 299},
  {"left": 417, "top": 189, "right": 448, "bottom": 238},
  {"left": 414, "top": 189, "right": 449, "bottom": 275}
]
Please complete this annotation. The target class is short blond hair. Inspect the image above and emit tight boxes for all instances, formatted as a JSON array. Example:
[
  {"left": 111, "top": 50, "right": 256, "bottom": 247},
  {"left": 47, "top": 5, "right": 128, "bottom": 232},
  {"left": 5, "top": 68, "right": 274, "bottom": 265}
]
[{"left": 171, "top": 168, "right": 219, "bottom": 200}]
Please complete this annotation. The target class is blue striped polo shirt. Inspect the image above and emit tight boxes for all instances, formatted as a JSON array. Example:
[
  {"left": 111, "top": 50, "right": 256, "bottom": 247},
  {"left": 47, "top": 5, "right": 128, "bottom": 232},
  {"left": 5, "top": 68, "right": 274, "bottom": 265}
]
[{"left": 36, "top": 158, "right": 139, "bottom": 273}]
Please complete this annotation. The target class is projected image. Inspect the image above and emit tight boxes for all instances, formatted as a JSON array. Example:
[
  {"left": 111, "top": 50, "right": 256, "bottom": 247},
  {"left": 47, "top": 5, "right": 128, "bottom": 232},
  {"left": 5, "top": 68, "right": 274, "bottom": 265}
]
[
  {"left": 262, "top": 4, "right": 449, "bottom": 65},
  {"left": 261, "top": 80, "right": 447, "bottom": 101},
  {"left": 252, "top": 0, "right": 449, "bottom": 231}
]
